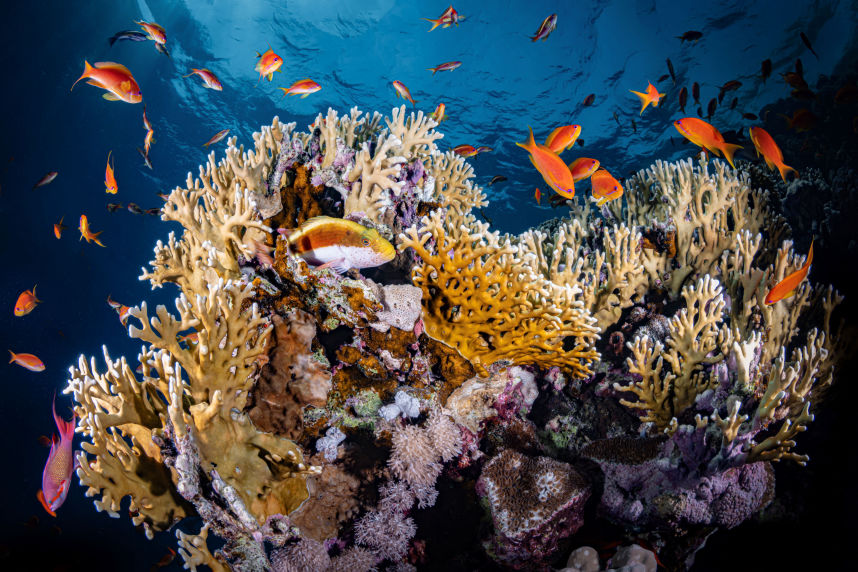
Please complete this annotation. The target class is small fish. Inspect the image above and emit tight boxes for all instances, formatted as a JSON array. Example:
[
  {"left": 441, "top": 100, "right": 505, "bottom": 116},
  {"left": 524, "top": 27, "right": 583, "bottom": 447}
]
[
  {"left": 8, "top": 350, "right": 45, "bottom": 372},
  {"left": 127, "top": 202, "right": 143, "bottom": 215},
  {"left": 657, "top": 74, "right": 670, "bottom": 83},
  {"left": 590, "top": 168, "right": 624, "bottom": 206},
  {"left": 153, "top": 548, "right": 178, "bottom": 569},
  {"left": 800, "top": 32, "right": 818, "bottom": 59},
  {"left": 631, "top": 120, "right": 637, "bottom": 134},
  {"left": 781, "top": 72, "right": 808, "bottom": 90},
  {"left": 749, "top": 126, "right": 798, "bottom": 182},
  {"left": 53, "top": 216, "right": 67, "bottom": 239},
  {"left": 730, "top": 97, "right": 738, "bottom": 110},
  {"left": 203, "top": 129, "right": 230, "bottom": 148},
  {"left": 707, "top": 98, "right": 717, "bottom": 119},
  {"left": 761, "top": 59, "right": 772, "bottom": 83},
  {"left": 143, "top": 129, "right": 155, "bottom": 156},
  {"left": 453, "top": 144, "right": 478, "bottom": 157},
  {"left": 426, "top": 61, "right": 462, "bottom": 75},
  {"left": 32, "top": 171, "right": 58, "bottom": 190},
  {"left": 146, "top": 208, "right": 161, "bottom": 216},
  {"left": 577, "top": 138, "right": 585, "bottom": 146},
  {"left": 392, "top": 81, "right": 417, "bottom": 105},
  {"left": 677, "top": 30, "right": 703, "bottom": 43},
  {"left": 284, "top": 216, "right": 396, "bottom": 274},
  {"left": 142, "top": 104, "right": 153, "bottom": 132},
  {"left": 568, "top": 157, "right": 600, "bottom": 182},
  {"left": 178, "top": 332, "right": 199, "bottom": 347},
  {"left": 255, "top": 47, "right": 283, "bottom": 82},
  {"left": 106, "top": 202, "right": 123, "bottom": 213},
  {"left": 136, "top": 20, "right": 166, "bottom": 44},
  {"left": 630, "top": 82, "right": 665, "bottom": 115},
  {"left": 834, "top": 81, "right": 858, "bottom": 105},
  {"left": 184, "top": 68, "right": 223, "bottom": 91},
  {"left": 612, "top": 111, "right": 620, "bottom": 125},
  {"left": 719, "top": 80, "right": 742, "bottom": 104},
  {"left": 106, "top": 295, "right": 121, "bottom": 309},
  {"left": 154, "top": 42, "right": 170, "bottom": 57},
  {"left": 488, "top": 175, "right": 507, "bottom": 186},
  {"left": 544, "top": 125, "right": 581, "bottom": 153},
  {"left": 678, "top": 86, "right": 688, "bottom": 112},
  {"left": 765, "top": 241, "right": 813, "bottom": 304},
  {"left": 70, "top": 61, "right": 142, "bottom": 104},
  {"left": 475, "top": 146, "right": 493, "bottom": 154},
  {"left": 137, "top": 147, "right": 153, "bottom": 169},
  {"left": 795, "top": 58, "right": 803, "bottom": 76},
  {"left": 666, "top": 58, "right": 676, "bottom": 84},
  {"left": 674, "top": 117, "right": 742, "bottom": 168},
  {"left": 105, "top": 151, "right": 117, "bottom": 194},
  {"left": 14, "top": 286, "right": 40, "bottom": 316},
  {"left": 422, "top": 5, "right": 464, "bottom": 31},
  {"left": 534, "top": 187, "right": 541, "bottom": 204},
  {"left": 79, "top": 215, "right": 105, "bottom": 247},
  {"left": 692, "top": 82, "right": 700, "bottom": 105},
  {"left": 279, "top": 78, "right": 321, "bottom": 98},
  {"left": 696, "top": 106, "right": 703, "bottom": 117},
  {"left": 108, "top": 30, "right": 148, "bottom": 46},
  {"left": 743, "top": 113, "right": 758, "bottom": 120},
  {"left": 582, "top": 93, "right": 596, "bottom": 107},
  {"left": 531, "top": 14, "right": 557, "bottom": 42},
  {"left": 115, "top": 303, "right": 132, "bottom": 327},
  {"left": 515, "top": 127, "right": 576, "bottom": 199},
  {"left": 38, "top": 396, "right": 75, "bottom": 517},
  {"left": 430, "top": 103, "right": 448, "bottom": 123}
]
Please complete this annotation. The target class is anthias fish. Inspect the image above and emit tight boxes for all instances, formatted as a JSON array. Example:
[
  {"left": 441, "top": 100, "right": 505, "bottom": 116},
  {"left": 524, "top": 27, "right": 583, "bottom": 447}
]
[
  {"left": 544, "top": 125, "right": 581, "bottom": 153},
  {"left": 279, "top": 79, "right": 321, "bottom": 98},
  {"left": 32, "top": 171, "right": 58, "bottom": 189},
  {"left": 531, "top": 14, "right": 557, "bottom": 42},
  {"left": 203, "top": 129, "right": 230, "bottom": 148},
  {"left": 136, "top": 20, "right": 166, "bottom": 44},
  {"left": 516, "top": 127, "right": 576, "bottom": 199},
  {"left": 583, "top": 93, "right": 596, "bottom": 106},
  {"left": 144, "top": 128, "right": 155, "bottom": 155},
  {"left": 255, "top": 48, "right": 283, "bottom": 82},
  {"left": 761, "top": 59, "right": 772, "bottom": 83},
  {"left": 430, "top": 103, "right": 448, "bottom": 123},
  {"left": 108, "top": 30, "right": 148, "bottom": 46},
  {"left": 53, "top": 216, "right": 67, "bottom": 239},
  {"left": 630, "top": 82, "right": 665, "bottom": 114},
  {"left": 666, "top": 58, "right": 676, "bottom": 84},
  {"left": 568, "top": 158, "right": 600, "bottom": 183},
  {"left": 392, "top": 81, "right": 417, "bottom": 105},
  {"left": 677, "top": 30, "right": 703, "bottom": 43},
  {"left": 765, "top": 241, "right": 813, "bottom": 304},
  {"left": 692, "top": 82, "right": 700, "bottom": 104},
  {"left": 749, "top": 127, "right": 798, "bottom": 182},
  {"left": 137, "top": 148, "right": 153, "bottom": 169},
  {"left": 678, "top": 86, "right": 688, "bottom": 112},
  {"left": 71, "top": 61, "right": 142, "bottom": 103},
  {"left": 800, "top": 32, "right": 818, "bottom": 59},
  {"left": 782, "top": 108, "right": 817, "bottom": 132},
  {"left": 285, "top": 217, "right": 396, "bottom": 274},
  {"left": 590, "top": 168, "right": 624, "bottom": 206},
  {"left": 453, "top": 144, "right": 478, "bottom": 157},
  {"left": 184, "top": 68, "right": 223, "bottom": 91},
  {"left": 673, "top": 117, "right": 742, "bottom": 168},
  {"left": 426, "top": 61, "right": 462, "bottom": 74},
  {"left": 14, "top": 286, "right": 40, "bottom": 316},
  {"left": 9, "top": 350, "right": 45, "bottom": 372},
  {"left": 105, "top": 151, "right": 117, "bottom": 194},
  {"left": 38, "top": 397, "right": 75, "bottom": 517},
  {"left": 79, "top": 215, "right": 105, "bottom": 247},
  {"left": 488, "top": 175, "right": 507, "bottom": 186},
  {"left": 422, "top": 5, "right": 465, "bottom": 31},
  {"left": 142, "top": 104, "right": 153, "bottom": 132}
]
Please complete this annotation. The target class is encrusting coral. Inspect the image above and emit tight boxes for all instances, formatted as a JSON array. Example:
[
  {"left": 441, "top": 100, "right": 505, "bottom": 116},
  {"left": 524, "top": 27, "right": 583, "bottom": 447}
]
[{"left": 63, "top": 104, "right": 843, "bottom": 572}]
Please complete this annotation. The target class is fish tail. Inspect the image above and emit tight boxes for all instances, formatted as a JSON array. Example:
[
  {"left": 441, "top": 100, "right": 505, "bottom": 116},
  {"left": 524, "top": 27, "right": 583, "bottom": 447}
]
[
  {"left": 515, "top": 127, "right": 537, "bottom": 152},
  {"left": 182, "top": 70, "right": 196, "bottom": 78},
  {"left": 52, "top": 393, "right": 75, "bottom": 441},
  {"left": 32, "top": 284, "right": 39, "bottom": 302},
  {"left": 8, "top": 350, "right": 15, "bottom": 363},
  {"left": 70, "top": 61, "right": 93, "bottom": 92},
  {"left": 37, "top": 491, "right": 57, "bottom": 518},
  {"left": 422, "top": 18, "right": 442, "bottom": 31},
  {"left": 777, "top": 162, "right": 799, "bottom": 183},
  {"left": 427, "top": 67, "right": 437, "bottom": 75},
  {"left": 720, "top": 143, "right": 742, "bottom": 169},
  {"left": 630, "top": 90, "right": 649, "bottom": 114}
]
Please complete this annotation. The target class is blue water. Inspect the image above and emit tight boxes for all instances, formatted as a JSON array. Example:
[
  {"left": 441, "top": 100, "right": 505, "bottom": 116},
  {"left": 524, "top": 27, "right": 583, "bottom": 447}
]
[{"left": 1, "top": 0, "right": 856, "bottom": 570}]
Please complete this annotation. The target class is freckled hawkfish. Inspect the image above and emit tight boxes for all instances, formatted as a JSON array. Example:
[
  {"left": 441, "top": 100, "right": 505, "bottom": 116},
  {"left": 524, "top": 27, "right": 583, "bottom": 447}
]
[{"left": 284, "top": 216, "right": 396, "bottom": 274}]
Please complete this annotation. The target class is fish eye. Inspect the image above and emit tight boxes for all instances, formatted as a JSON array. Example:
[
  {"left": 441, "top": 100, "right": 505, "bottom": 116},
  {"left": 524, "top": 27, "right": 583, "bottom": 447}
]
[{"left": 362, "top": 238, "right": 370, "bottom": 246}]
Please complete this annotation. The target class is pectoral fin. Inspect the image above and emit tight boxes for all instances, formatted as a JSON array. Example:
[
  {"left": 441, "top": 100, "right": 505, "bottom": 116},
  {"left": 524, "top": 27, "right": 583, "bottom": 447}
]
[{"left": 102, "top": 93, "right": 121, "bottom": 101}]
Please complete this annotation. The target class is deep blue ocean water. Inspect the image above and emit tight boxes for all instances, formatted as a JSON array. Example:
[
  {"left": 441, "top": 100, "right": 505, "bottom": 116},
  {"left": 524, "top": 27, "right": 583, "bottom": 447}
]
[{"left": 1, "top": 1, "right": 857, "bottom": 570}]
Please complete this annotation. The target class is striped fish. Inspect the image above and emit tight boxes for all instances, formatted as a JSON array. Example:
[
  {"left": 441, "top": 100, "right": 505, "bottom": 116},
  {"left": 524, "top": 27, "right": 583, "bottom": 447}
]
[{"left": 284, "top": 217, "right": 396, "bottom": 274}]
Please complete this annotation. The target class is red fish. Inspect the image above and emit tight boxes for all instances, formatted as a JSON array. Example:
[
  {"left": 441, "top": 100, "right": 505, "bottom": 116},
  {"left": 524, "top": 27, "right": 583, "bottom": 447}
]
[
  {"left": 8, "top": 350, "right": 45, "bottom": 372},
  {"left": 79, "top": 215, "right": 106, "bottom": 247},
  {"left": 32, "top": 171, "right": 58, "bottom": 190},
  {"left": 392, "top": 81, "right": 417, "bottom": 105},
  {"left": 430, "top": 103, "right": 448, "bottom": 123},
  {"left": 422, "top": 5, "right": 465, "bottom": 31},
  {"left": 71, "top": 61, "right": 142, "bottom": 104},
  {"left": 531, "top": 14, "right": 557, "bottom": 41},
  {"left": 568, "top": 158, "right": 600, "bottom": 182},
  {"left": 516, "top": 127, "right": 576, "bottom": 199},
  {"left": 53, "top": 216, "right": 67, "bottom": 239},
  {"left": 142, "top": 104, "right": 153, "bottom": 132},
  {"left": 203, "top": 129, "right": 230, "bottom": 148},
  {"left": 534, "top": 187, "right": 541, "bottom": 204},
  {"left": 105, "top": 151, "right": 118, "bottom": 194},
  {"left": 765, "top": 241, "right": 813, "bottom": 304},
  {"left": 136, "top": 20, "right": 166, "bottom": 44},
  {"left": 673, "top": 117, "right": 742, "bottom": 168},
  {"left": 544, "top": 125, "right": 581, "bottom": 153},
  {"left": 749, "top": 127, "right": 798, "bottom": 182},
  {"left": 144, "top": 128, "right": 155, "bottom": 156},
  {"left": 453, "top": 144, "right": 478, "bottom": 157},
  {"left": 14, "top": 286, "right": 40, "bottom": 316},
  {"left": 255, "top": 47, "right": 283, "bottom": 82},
  {"left": 38, "top": 396, "right": 76, "bottom": 517},
  {"left": 426, "top": 61, "right": 462, "bottom": 74},
  {"left": 279, "top": 79, "right": 321, "bottom": 98},
  {"left": 630, "top": 82, "right": 665, "bottom": 114},
  {"left": 183, "top": 68, "right": 223, "bottom": 91}
]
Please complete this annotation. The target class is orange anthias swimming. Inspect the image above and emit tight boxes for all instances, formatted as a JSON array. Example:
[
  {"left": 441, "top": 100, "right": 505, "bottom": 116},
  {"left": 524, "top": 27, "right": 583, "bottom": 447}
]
[
  {"left": 136, "top": 20, "right": 166, "bottom": 44},
  {"left": 590, "top": 168, "right": 624, "bottom": 206},
  {"left": 673, "top": 117, "right": 742, "bottom": 168},
  {"left": 630, "top": 82, "right": 665, "bottom": 114},
  {"left": 79, "top": 215, "right": 105, "bottom": 247},
  {"left": 53, "top": 216, "right": 67, "bottom": 239},
  {"left": 8, "top": 350, "right": 45, "bottom": 372},
  {"left": 38, "top": 397, "right": 76, "bottom": 517},
  {"left": 568, "top": 158, "right": 601, "bottom": 183},
  {"left": 544, "top": 125, "right": 581, "bottom": 153},
  {"left": 71, "top": 61, "right": 142, "bottom": 103},
  {"left": 392, "top": 81, "right": 417, "bottom": 106},
  {"left": 765, "top": 241, "right": 813, "bottom": 304},
  {"left": 749, "top": 127, "right": 798, "bottom": 183},
  {"left": 183, "top": 68, "right": 223, "bottom": 91},
  {"left": 516, "top": 127, "right": 576, "bottom": 199},
  {"left": 279, "top": 79, "right": 321, "bottom": 98},
  {"left": 14, "top": 286, "right": 41, "bottom": 316},
  {"left": 282, "top": 216, "right": 396, "bottom": 274},
  {"left": 255, "top": 48, "right": 283, "bottom": 82},
  {"left": 105, "top": 151, "right": 117, "bottom": 194}
]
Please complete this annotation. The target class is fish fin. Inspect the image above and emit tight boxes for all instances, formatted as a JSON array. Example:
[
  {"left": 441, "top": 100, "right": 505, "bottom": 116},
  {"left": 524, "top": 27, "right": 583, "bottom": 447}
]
[
  {"left": 763, "top": 156, "right": 775, "bottom": 170},
  {"left": 777, "top": 163, "right": 799, "bottom": 183},
  {"left": 515, "top": 126, "right": 537, "bottom": 152},
  {"left": 85, "top": 79, "right": 105, "bottom": 88},
  {"left": 8, "top": 350, "right": 16, "bottom": 363},
  {"left": 70, "top": 61, "right": 94, "bottom": 92},
  {"left": 422, "top": 18, "right": 442, "bottom": 32},
  {"left": 267, "top": 72, "right": 273, "bottom": 81},
  {"left": 301, "top": 93, "right": 310, "bottom": 98},
  {"left": 783, "top": 289, "right": 797, "bottom": 299},
  {"left": 93, "top": 61, "right": 132, "bottom": 74},
  {"left": 102, "top": 93, "right": 121, "bottom": 101},
  {"left": 805, "top": 240, "right": 814, "bottom": 269},
  {"left": 37, "top": 490, "right": 56, "bottom": 518},
  {"left": 316, "top": 258, "right": 350, "bottom": 274},
  {"left": 596, "top": 196, "right": 608, "bottom": 207},
  {"left": 32, "top": 285, "right": 39, "bottom": 303},
  {"left": 630, "top": 90, "right": 649, "bottom": 114},
  {"left": 721, "top": 143, "right": 742, "bottom": 169}
]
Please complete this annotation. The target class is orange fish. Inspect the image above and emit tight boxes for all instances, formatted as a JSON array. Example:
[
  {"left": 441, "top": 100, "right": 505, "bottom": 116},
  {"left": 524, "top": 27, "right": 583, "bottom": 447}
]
[
  {"left": 71, "top": 61, "right": 142, "bottom": 104},
  {"left": 422, "top": 5, "right": 464, "bottom": 31},
  {"left": 765, "top": 241, "right": 813, "bottom": 304},
  {"left": 278, "top": 79, "right": 321, "bottom": 98},
  {"left": 430, "top": 103, "right": 448, "bottom": 123},
  {"left": 673, "top": 117, "right": 742, "bottom": 168},
  {"left": 568, "top": 157, "right": 600, "bottom": 182},
  {"left": 453, "top": 144, "right": 478, "bottom": 157},
  {"left": 534, "top": 187, "right": 541, "bottom": 204},
  {"left": 178, "top": 331, "right": 199, "bottom": 347},
  {"left": 781, "top": 108, "right": 817, "bottom": 132},
  {"left": 590, "top": 168, "right": 624, "bottom": 206},
  {"left": 749, "top": 127, "right": 798, "bottom": 183},
  {"left": 544, "top": 125, "right": 581, "bottom": 154},
  {"left": 8, "top": 350, "right": 45, "bottom": 372},
  {"left": 106, "top": 294, "right": 121, "bottom": 309},
  {"left": 38, "top": 396, "right": 76, "bottom": 517},
  {"left": 136, "top": 20, "right": 166, "bottom": 44},
  {"left": 116, "top": 305, "right": 132, "bottom": 327},
  {"left": 79, "top": 215, "right": 105, "bottom": 247},
  {"left": 515, "top": 127, "right": 576, "bottom": 199},
  {"left": 255, "top": 48, "right": 283, "bottom": 82},
  {"left": 392, "top": 81, "right": 417, "bottom": 105},
  {"left": 426, "top": 61, "right": 462, "bottom": 74},
  {"left": 144, "top": 129, "right": 155, "bottom": 155},
  {"left": 203, "top": 129, "right": 229, "bottom": 148},
  {"left": 183, "top": 68, "right": 223, "bottom": 91},
  {"left": 53, "top": 216, "right": 67, "bottom": 239},
  {"left": 14, "top": 286, "right": 41, "bottom": 316},
  {"left": 104, "top": 151, "right": 117, "bottom": 194},
  {"left": 630, "top": 81, "right": 665, "bottom": 114}
]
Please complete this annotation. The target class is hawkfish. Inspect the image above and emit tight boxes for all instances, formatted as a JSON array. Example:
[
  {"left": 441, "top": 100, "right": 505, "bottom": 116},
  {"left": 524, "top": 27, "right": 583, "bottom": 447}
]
[{"left": 280, "top": 217, "right": 396, "bottom": 274}]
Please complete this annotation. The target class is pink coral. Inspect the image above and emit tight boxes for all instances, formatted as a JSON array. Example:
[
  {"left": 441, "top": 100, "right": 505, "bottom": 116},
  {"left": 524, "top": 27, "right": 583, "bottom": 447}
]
[
  {"left": 388, "top": 424, "right": 442, "bottom": 489},
  {"left": 425, "top": 409, "right": 463, "bottom": 463},
  {"left": 354, "top": 509, "right": 417, "bottom": 562}
]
